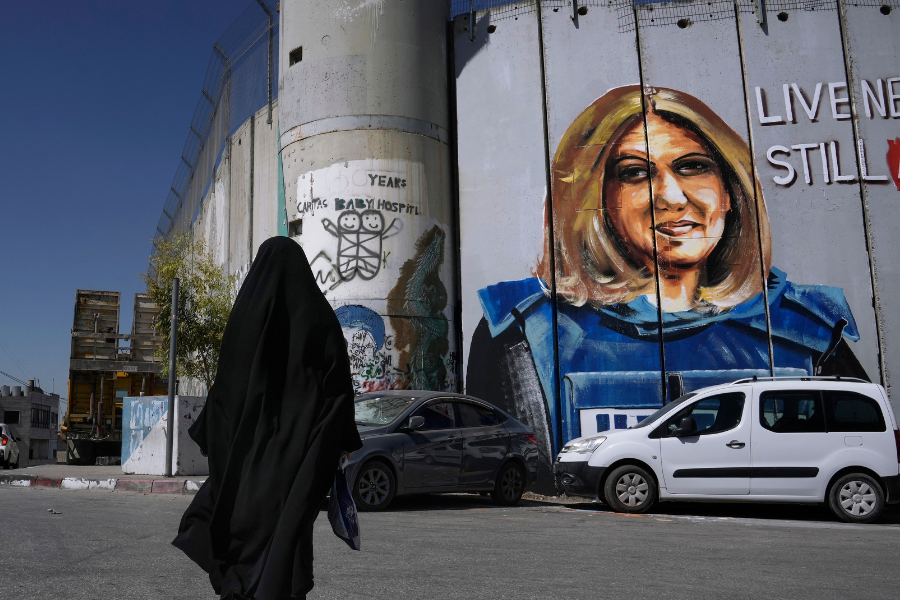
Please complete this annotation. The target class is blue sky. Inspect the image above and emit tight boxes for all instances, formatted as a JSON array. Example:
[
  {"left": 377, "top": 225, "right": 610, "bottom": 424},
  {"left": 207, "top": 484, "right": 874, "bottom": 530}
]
[{"left": 0, "top": 0, "right": 253, "bottom": 402}]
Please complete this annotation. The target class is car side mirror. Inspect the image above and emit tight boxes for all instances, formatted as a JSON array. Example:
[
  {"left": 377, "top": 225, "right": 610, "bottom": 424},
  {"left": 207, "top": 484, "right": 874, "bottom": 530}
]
[
  {"left": 400, "top": 415, "right": 425, "bottom": 432},
  {"left": 672, "top": 417, "right": 697, "bottom": 438}
]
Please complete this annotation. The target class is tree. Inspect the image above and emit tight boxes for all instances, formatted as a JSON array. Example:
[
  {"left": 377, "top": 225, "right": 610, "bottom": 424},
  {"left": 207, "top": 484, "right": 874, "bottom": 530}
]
[{"left": 142, "top": 234, "right": 236, "bottom": 392}]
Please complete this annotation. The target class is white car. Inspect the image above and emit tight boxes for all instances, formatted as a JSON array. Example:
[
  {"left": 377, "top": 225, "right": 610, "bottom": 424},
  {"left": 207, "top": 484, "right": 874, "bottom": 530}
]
[
  {"left": 1, "top": 423, "right": 20, "bottom": 469},
  {"left": 554, "top": 377, "right": 900, "bottom": 524}
]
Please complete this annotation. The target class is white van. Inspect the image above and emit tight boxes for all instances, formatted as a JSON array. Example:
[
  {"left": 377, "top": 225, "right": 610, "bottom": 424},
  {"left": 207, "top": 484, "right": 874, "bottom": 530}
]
[{"left": 554, "top": 377, "right": 900, "bottom": 523}]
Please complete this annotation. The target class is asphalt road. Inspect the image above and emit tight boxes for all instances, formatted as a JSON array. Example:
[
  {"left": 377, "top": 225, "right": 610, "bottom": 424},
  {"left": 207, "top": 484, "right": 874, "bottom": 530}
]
[{"left": 2, "top": 487, "right": 899, "bottom": 600}]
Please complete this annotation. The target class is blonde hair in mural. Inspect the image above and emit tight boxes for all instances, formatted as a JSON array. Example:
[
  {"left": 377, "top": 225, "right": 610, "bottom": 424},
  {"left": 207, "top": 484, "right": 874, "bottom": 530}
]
[{"left": 537, "top": 85, "right": 772, "bottom": 309}]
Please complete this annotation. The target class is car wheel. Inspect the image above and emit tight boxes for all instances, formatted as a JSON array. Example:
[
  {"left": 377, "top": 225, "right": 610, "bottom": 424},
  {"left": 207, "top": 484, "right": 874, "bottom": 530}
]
[
  {"left": 603, "top": 464, "right": 657, "bottom": 514},
  {"left": 353, "top": 461, "right": 395, "bottom": 512},
  {"left": 828, "top": 473, "right": 884, "bottom": 524},
  {"left": 491, "top": 462, "right": 525, "bottom": 506},
  {"left": 1, "top": 457, "right": 8, "bottom": 470}
]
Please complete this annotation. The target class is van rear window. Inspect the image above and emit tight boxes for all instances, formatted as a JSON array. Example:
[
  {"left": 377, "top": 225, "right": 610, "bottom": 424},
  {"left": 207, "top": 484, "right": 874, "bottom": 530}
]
[
  {"left": 759, "top": 390, "right": 886, "bottom": 433},
  {"left": 823, "top": 391, "right": 885, "bottom": 432}
]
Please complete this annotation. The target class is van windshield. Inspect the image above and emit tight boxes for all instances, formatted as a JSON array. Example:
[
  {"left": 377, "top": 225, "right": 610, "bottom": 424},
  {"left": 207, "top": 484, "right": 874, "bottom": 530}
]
[{"left": 629, "top": 393, "right": 697, "bottom": 429}]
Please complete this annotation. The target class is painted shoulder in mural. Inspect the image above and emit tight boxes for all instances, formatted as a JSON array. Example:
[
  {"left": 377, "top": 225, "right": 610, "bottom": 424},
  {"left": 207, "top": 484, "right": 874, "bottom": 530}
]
[{"left": 467, "top": 86, "right": 868, "bottom": 456}]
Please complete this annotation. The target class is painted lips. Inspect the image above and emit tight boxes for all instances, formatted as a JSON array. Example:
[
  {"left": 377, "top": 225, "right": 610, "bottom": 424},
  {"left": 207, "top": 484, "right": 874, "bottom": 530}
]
[{"left": 655, "top": 220, "right": 700, "bottom": 237}]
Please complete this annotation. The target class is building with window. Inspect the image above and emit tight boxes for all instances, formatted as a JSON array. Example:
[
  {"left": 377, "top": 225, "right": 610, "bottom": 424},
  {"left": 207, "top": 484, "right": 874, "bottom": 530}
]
[{"left": 0, "top": 381, "right": 60, "bottom": 468}]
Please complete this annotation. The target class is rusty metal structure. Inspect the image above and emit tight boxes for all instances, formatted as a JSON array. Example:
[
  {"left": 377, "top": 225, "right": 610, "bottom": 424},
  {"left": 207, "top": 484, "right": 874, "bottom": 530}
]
[{"left": 63, "top": 290, "right": 167, "bottom": 464}]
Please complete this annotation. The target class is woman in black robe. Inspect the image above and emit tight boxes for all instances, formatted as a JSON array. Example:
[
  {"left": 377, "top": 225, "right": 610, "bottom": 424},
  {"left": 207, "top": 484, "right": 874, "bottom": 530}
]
[{"left": 172, "top": 236, "right": 363, "bottom": 600}]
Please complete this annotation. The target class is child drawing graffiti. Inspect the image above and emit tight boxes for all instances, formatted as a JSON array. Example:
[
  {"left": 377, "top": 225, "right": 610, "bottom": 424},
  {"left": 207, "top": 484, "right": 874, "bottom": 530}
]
[{"left": 322, "top": 209, "right": 401, "bottom": 281}]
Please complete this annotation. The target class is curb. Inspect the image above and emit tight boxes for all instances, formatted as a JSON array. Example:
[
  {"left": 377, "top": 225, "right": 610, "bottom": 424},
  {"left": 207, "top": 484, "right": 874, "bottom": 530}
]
[{"left": 0, "top": 474, "right": 206, "bottom": 494}]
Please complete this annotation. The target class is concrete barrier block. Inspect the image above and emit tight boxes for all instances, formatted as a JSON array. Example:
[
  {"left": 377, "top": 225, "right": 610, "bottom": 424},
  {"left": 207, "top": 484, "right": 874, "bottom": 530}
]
[
  {"left": 172, "top": 396, "right": 209, "bottom": 476},
  {"left": 121, "top": 396, "right": 168, "bottom": 475},
  {"left": 122, "top": 395, "right": 209, "bottom": 476}
]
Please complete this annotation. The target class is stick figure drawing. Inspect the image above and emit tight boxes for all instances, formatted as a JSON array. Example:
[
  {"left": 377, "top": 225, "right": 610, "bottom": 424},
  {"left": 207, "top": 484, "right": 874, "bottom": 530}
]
[{"left": 322, "top": 209, "right": 402, "bottom": 281}]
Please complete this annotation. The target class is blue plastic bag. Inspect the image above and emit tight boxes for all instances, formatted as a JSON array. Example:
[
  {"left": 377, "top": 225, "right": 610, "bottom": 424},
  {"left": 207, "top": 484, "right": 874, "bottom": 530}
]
[{"left": 328, "top": 455, "right": 361, "bottom": 550}]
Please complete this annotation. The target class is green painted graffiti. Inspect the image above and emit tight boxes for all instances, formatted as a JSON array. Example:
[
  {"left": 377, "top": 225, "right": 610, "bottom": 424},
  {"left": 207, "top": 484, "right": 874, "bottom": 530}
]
[{"left": 388, "top": 225, "right": 449, "bottom": 391}]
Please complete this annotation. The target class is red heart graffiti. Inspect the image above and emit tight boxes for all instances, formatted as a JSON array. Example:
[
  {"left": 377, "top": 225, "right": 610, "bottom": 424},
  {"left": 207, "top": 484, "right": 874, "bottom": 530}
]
[{"left": 888, "top": 138, "right": 900, "bottom": 192}]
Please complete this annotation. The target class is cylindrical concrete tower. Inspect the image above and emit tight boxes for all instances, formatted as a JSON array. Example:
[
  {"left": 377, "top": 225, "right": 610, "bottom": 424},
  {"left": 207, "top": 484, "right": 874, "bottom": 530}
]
[{"left": 279, "top": 0, "right": 457, "bottom": 393}]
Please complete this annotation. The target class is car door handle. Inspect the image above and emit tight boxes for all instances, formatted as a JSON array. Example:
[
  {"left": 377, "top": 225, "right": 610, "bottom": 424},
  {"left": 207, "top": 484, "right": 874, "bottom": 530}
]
[{"left": 726, "top": 440, "right": 746, "bottom": 449}]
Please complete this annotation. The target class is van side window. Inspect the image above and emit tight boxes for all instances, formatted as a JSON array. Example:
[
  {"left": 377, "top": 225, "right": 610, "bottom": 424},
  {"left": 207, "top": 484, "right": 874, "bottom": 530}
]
[
  {"left": 823, "top": 391, "right": 885, "bottom": 432},
  {"left": 759, "top": 391, "right": 825, "bottom": 433},
  {"left": 663, "top": 392, "right": 746, "bottom": 437}
]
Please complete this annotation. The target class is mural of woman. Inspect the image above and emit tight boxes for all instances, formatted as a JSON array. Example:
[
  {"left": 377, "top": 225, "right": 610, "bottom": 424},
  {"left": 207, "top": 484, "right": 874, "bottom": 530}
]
[{"left": 467, "top": 86, "right": 869, "bottom": 463}]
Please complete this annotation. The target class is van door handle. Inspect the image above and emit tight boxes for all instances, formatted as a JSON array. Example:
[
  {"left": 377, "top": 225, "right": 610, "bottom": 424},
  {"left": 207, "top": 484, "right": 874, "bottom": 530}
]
[{"left": 726, "top": 440, "right": 746, "bottom": 449}]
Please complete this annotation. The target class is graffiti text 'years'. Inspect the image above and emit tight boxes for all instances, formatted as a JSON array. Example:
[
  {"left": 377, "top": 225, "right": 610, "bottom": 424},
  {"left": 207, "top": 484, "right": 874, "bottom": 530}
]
[{"left": 368, "top": 173, "right": 407, "bottom": 188}]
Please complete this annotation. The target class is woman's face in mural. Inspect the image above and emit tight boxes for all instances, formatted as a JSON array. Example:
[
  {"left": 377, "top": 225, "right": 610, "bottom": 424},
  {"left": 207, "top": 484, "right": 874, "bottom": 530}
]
[{"left": 604, "top": 112, "right": 730, "bottom": 273}]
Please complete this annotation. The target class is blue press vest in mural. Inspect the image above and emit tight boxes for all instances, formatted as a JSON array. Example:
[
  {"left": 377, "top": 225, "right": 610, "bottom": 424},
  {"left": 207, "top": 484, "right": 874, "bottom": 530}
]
[{"left": 477, "top": 268, "right": 860, "bottom": 443}]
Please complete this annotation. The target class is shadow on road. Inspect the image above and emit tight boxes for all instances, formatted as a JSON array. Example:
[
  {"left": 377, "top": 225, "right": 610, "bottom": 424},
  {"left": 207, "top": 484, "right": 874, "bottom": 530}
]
[
  {"left": 358, "top": 492, "right": 555, "bottom": 513},
  {"left": 345, "top": 491, "right": 900, "bottom": 525},
  {"left": 558, "top": 499, "right": 900, "bottom": 525}
]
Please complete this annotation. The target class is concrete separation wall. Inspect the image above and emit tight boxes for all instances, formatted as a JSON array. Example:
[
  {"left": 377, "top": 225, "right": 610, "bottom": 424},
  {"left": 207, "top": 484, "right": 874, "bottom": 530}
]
[
  {"left": 279, "top": 0, "right": 459, "bottom": 394},
  {"left": 457, "top": 1, "right": 900, "bottom": 464},
  {"left": 148, "top": 2, "right": 900, "bottom": 488}
]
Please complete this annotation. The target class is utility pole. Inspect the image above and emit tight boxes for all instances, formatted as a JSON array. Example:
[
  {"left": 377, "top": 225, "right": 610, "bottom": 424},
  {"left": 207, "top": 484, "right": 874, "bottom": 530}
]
[{"left": 164, "top": 278, "right": 179, "bottom": 478}]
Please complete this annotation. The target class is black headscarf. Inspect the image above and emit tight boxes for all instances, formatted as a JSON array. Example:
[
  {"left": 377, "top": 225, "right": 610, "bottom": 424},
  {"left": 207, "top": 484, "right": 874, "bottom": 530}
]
[{"left": 172, "top": 236, "right": 363, "bottom": 600}]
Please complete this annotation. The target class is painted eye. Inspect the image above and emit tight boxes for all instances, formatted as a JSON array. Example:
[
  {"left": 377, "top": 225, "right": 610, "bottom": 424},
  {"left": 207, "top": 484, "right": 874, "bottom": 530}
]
[
  {"left": 617, "top": 164, "right": 650, "bottom": 182},
  {"left": 675, "top": 159, "right": 713, "bottom": 176}
]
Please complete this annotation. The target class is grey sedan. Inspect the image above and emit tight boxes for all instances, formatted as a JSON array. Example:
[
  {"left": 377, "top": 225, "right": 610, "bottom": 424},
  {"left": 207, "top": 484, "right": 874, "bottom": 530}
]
[{"left": 347, "top": 391, "right": 539, "bottom": 511}]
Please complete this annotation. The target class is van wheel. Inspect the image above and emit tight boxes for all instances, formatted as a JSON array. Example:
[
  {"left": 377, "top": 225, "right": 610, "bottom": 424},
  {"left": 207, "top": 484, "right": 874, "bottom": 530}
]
[
  {"left": 603, "top": 465, "right": 657, "bottom": 514},
  {"left": 828, "top": 473, "right": 884, "bottom": 524}
]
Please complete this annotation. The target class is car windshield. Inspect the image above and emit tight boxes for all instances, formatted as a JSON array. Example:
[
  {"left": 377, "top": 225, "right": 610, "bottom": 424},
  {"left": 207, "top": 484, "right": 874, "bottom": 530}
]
[
  {"left": 354, "top": 395, "right": 418, "bottom": 426},
  {"left": 628, "top": 393, "right": 698, "bottom": 429}
]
